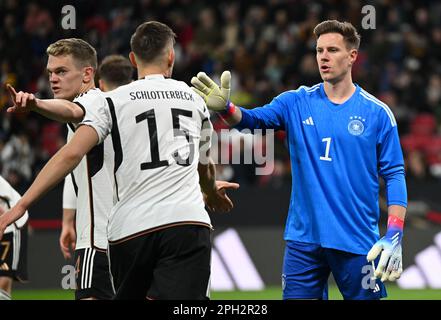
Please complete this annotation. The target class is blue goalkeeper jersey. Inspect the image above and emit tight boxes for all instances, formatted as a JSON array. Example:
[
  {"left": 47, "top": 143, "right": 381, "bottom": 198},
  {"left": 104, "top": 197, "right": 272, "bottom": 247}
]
[{"left": 235, "top": 83, "right": 407, "bottom": 254}]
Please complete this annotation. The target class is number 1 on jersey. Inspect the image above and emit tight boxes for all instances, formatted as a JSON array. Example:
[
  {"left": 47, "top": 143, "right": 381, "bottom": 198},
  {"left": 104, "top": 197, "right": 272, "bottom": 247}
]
[{"left": 320, "top": 137, "right": 332, "bottom": 162}]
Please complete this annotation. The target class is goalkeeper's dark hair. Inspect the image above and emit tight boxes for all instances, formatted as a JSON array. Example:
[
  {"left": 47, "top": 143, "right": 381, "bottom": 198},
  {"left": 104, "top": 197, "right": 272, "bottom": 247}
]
[
  {"left": 314, "top": 20, "right": 361, "bottom": 50},
  {"left": 98, "top": 55, "right": 134, "bottom": 87},
  {"left": 47, "top": 38, "right": 97, "bottom": 70},
  {"left": 130, "top": 21, "right": 176, "bottom": 64}
]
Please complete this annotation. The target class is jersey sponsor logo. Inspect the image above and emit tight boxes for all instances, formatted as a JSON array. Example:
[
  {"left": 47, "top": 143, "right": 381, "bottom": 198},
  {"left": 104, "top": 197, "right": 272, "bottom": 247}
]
[
  {"left": 348, "top": 116, "right": 366, "bottom": 136},
  {"left": 302, "top": 117, "right": 314, "bottom": 126}
]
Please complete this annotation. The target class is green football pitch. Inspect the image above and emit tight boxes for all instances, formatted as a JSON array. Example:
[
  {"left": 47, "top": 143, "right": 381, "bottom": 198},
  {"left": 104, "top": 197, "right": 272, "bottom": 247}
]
[{"left": 10, "top": 285, "right": 441, "bottom": 300}]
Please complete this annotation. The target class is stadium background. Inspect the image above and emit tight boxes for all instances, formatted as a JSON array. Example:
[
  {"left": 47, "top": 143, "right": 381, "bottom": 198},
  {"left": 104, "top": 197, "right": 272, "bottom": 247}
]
[{"left": 0, "top": 0, "right": 440, "bottom": 299}]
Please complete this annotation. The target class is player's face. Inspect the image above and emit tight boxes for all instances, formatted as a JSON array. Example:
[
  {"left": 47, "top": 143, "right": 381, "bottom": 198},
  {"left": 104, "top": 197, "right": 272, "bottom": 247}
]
[
  {"left": 316, "top": 33, "right": 357, "bottom": 83},
  {"left": 46, "top": 54, "right": 85, "bottom": 101}
]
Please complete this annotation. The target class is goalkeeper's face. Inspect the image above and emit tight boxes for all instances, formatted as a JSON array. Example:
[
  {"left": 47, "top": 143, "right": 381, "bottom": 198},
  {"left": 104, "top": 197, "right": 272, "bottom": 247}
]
[
  {"left": 47, "top": 54, "right": 86, "bottom": 101},
  {"left": 316, "top": 33, "right": 357, "bottom": 84}
]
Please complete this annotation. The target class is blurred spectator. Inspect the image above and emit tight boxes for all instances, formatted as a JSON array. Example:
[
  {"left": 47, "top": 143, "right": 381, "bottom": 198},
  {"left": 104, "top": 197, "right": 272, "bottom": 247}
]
[
  {"left": 24, "top": 2, "right": 54, "bottom": 37},
  {"left": 406, "top": 150, "right": 429, "bottom": 180},
  {"left": 1, "top": 132, "right": 34, "bottom": 192}
]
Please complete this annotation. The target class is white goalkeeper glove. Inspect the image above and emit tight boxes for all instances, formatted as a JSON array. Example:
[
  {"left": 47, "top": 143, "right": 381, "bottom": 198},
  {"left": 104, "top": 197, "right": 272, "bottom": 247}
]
[
  {"left": 191, "top": 71, "right": 231, "bottom": 111},
  {"left": 367, "top": 216, "right": 404, "bottom": 282}
]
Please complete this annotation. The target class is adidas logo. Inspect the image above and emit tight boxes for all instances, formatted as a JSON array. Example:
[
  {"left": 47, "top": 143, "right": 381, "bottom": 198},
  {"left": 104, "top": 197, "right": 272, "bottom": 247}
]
[
  {"left": 391, "top": 232, "right": 400, "bottom": 247},
  {"left": 302, "top": 117, "right": 314, "bottom": 126},
  {"left": 211, "top": 228, "right": 264, "bottom": 291},
  {"left": 398, "top": 232, "right": 441, "bottom": 289}
]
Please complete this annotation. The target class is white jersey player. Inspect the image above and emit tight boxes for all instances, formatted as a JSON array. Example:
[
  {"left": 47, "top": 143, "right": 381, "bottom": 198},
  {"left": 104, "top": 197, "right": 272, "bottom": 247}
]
[
  {"left": 81, "top": 78, "right": 212, "bottom": 242},
  {"left": 66, "top": 89, "right": 114, "bottom": 251},
  {"left": 62, "top": 89, "right": 115, "bottom": 300},
  {"left": 0, "top": 175, "right": 28, "bottom": 300}
]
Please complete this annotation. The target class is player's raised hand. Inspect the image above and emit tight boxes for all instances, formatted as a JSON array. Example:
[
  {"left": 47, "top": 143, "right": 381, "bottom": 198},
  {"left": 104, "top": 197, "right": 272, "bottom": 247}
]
[
  {"left": 204, "top": 180, "right": 239, "bottom": 213},
  {"left": 6, "top": 84, "right": 38, "bottom": 113},
  {"left": 191, "top": 71, "right": 231, "bottom": 111}
]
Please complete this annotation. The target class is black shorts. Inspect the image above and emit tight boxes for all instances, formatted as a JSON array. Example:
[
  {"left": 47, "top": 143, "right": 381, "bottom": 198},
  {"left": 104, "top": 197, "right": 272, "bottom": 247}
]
[
  {"left": 109, "top": 224, "right": 211, "bottom": 300},
  {"left": 0, "top": 223, "right": 28, "bottom": 282},
  {"left": 74, "top": 248, "right": 115, "bottom": 300}
]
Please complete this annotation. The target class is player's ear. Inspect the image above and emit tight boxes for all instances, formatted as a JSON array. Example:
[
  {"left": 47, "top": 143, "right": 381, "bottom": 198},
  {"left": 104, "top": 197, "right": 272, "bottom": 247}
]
[
  {"left": 129, "top": 52, "right": 138, "bottom": 68},
  {"left": 83, "top": 66, "right": 94, "bottom": 84},
  {"left": 167, "top": 47, "right": 175, "bottom": 68},
  {"left": 349, "top": 48, "right": 358, "bottom": 66}
]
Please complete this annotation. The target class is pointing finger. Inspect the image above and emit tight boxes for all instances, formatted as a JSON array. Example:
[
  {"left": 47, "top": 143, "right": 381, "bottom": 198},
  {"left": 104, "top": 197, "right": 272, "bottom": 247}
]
[{"left": 6, "top": 84, "right": 17, "bottom": 98}]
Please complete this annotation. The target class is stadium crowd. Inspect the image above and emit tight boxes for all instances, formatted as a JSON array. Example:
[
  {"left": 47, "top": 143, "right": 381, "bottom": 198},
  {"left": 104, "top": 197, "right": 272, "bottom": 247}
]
[{"left": 1, "top": 0, "right": 441, "bottom": 224}]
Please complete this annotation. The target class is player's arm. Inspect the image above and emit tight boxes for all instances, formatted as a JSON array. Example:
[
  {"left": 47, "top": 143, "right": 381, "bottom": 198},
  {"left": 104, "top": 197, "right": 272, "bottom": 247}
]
[
  {"left": 6, "top": 84, "right": 84, "bottom": 123},
  {"left": 197, "top": 105, "right": 239, "bottom": 211},
  {"left": 191, "top": 71, "right": 285, "bottom": 131},
  {"left": 60, "top": 208, "right": 76, "bottom": 260},
  {"left": 198, "top": 156, "right": 217, "bottom": 197},
  {"left": 198, "top": 157, "right": 239, "bottom": 213},
  {"left": 367, "top": 115, "right": 407, "bottom": 282},
  {"left": 0, "top": 125, "right": 98, "bottom": 238}
]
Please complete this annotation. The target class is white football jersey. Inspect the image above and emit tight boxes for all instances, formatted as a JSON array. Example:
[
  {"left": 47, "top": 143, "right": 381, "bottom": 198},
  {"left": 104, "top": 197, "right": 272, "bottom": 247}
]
[
  {"left": 0, "top": 175, "right": 28, "bottom": 234},
  {"left": 80, "top": 74, "right": 212, "bottom": 242},
  {"left": 69, "top": 89, "right": 114, "bottom": 250},
  {"left": 62, "top": 174, "right": 77, "bottom": 210}
]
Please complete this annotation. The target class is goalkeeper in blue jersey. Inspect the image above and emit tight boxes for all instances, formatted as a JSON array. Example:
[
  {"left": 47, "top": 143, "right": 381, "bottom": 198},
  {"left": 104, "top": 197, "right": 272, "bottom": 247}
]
[{"left": 191, "top": 20, "right": 407, "bottom": 300}]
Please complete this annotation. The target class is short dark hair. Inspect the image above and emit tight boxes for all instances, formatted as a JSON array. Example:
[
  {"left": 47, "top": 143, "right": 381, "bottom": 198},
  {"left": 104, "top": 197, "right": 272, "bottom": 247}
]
[
  {"left": 47, "top": 38, "right": 97, "bottom": 70},
  {"left": 130, "top": 21, "right": 176, "bottom": 64},
  {"left": 313, "top": 20, "right": 361, "bottom": 50},
  {"left": 98, "top": 55, "right": 134, "bottom": 87}
]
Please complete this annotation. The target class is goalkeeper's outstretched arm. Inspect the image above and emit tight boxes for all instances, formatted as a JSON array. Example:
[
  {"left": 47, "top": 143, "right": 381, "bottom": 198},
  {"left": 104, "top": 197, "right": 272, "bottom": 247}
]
[{"left": 191, "top": 71, "right": 242, "bottom": 127}]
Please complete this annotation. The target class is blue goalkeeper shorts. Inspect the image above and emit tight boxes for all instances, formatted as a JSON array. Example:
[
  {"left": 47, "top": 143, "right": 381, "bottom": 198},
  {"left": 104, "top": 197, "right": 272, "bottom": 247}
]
[{"left": 282, "top": 240, "right": 387, "bottom": 300}]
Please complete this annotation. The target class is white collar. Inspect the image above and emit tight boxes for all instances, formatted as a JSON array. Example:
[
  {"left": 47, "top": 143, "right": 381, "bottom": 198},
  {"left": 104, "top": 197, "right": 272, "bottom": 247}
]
[{"left": 144, "top": 74, "right": 165, "bottom": 80}]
